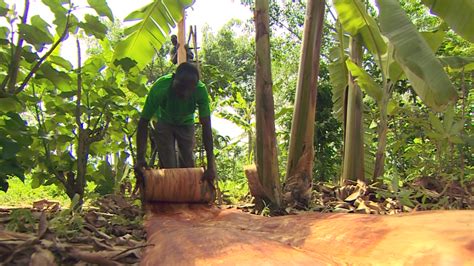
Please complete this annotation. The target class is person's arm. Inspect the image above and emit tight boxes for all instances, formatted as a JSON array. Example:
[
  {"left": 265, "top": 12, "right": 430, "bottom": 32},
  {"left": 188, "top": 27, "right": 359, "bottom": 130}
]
[
  {"left": 200, "top": 116, "right": 216, "bottom": 181},
  {"left": 136, "top": 117, "right": 150, "bottom": 168},
  {"left": 136, "top": 80, "right": 160, "bottom": 168}
]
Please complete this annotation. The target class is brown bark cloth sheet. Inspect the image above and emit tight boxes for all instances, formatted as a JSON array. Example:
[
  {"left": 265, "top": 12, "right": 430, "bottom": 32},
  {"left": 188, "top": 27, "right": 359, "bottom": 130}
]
[{"left": 142, "top": 204, "right": 473, "bottom": 265}]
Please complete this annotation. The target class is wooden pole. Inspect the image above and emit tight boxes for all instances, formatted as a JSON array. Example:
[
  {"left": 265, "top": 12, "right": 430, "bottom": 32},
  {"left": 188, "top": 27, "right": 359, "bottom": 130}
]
[{"left": 177, "top": 8, "right": 186, "bottom": 64}]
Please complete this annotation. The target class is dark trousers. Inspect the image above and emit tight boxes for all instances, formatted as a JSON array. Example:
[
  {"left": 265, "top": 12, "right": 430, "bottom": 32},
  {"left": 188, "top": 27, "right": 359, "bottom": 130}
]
[{"left": 154, "top": 122, "right": 195, "bottom": 168}]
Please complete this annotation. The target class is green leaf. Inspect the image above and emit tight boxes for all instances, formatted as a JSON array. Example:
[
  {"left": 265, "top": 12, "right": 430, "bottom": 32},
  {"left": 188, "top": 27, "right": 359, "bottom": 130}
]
[
  {"left": 450, "top": 120, "right": 465, "bottom": 135},
  {"left": 376, "top": 0, "right": 457, "bottom": 112},
  {"left": 48, "top": 55, "right": 73, "bottom": 70},
  {"left": 113, "top": 57, "right": 137, "bottom": 72},
  {"left": 79, "top": 14, "right": 107, "bottom": 40},
  {"left": 439, "top": 56, "right": 474, "bottom": 70},
  {"left": 450, "top": 135, "right": 464, "bottom": 144},
  {"left": 345, "top": 59, "right": 383, "bottom": 103},
  {"left": 0, "top": 139, "right": 20, "bottom": 160},
  {"left": 87, "top": 0, "right": 114, "bottom": 21},
  {"left": 387, "top": 100, "right": 398, "bottom": 115},
  {"left": 114, "top": 0, "right": 193, "bottom": 69},
  {"left": 127, "top": 80, "right": 148, "bottom": 97},
  {"left": 18, "top": 24, "right": 54, "bottom": 51},
  {"left": 0, "top": 98, "right": 23, "bottom": 112},
  {"left": 443, "top": 105, "right": 454, "bottom": 131},
  {"left": 328, "top": 46, "right": 348, "bottom": 122},
  {"left": 31, "top": 172, "right": 48, "bottom": 189},
  {"left": 421, "top": 0, "right": 474, "bottom": 42},
  {"left": 37, "top": 62, "right": 72, "bottom": 89},
  {"left": 333, "top": 0, "right": 386, "bottom": 56},
  {"left": 429, "top": 113, "right": 444, "bottom": 134},
  {"left": 420, "top": 30, "right": 445, "bottom": 52},
  {"left": 0, "top": 26, "right": 9, "bottom": 40},
  {"left": 30, "top": 15, "right": 53, "bottom": 37},
  {"left": 41, "top": 0, "right": 68, "bottom": 30},
  {"left": 0, "top": 160, "right": 25, "bottom": 182},
  {"left": 0, "top": 0, "right": 8, "bottom": 16}
]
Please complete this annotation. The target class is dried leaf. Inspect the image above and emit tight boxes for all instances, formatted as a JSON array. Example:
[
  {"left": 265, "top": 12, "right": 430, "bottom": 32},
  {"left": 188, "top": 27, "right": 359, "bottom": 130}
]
[
  {"left": 29, "top": 248, "right": 56, "bottom": 266},
  {"left": 345, "top": 190, "right": 361, "bottom": 202}
]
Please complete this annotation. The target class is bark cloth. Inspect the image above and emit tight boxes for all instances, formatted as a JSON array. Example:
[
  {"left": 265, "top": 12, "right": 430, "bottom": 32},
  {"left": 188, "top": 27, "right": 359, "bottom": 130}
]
[{"left": 142, "top": 204, "right": 473, "bottom": 265}]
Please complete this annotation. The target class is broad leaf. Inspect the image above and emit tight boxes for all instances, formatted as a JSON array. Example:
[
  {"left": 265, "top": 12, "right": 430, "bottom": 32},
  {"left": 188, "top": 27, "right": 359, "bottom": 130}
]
[
  {"left": 37, "top": 62, "right": 72, "bottom": 90},
  {"left": 376, "top": 0, "right": 457, "bottom": 111},
  {"left": 41, "top": 0, "right": 69, "bottom": 32},
  {"left": 420, "top": 30, "right": 445, "bottom": 52},
  {"left": 31, "top": 15, "right": 54, "bottom": 39},
  {"left": 87, "top": 0, "right": 114, "bottom": 21},
  {"left": 421, "top": 0, "right": 474, "bottom": 42},
  {"left": 114, "top": 0, "right": 194, "bottom": 69},
  {"left": 333, "top": 0, "right": 386, "bottom": 57},
  {"left": 0, "top": 98, "right": 22, "bottom": 112},
  {"left": 79, "top": 14, "right": 107, "bottom": 40},
  {"left": 381, "top": 30, "right": 445, "bottom": 82},
  {"left": 439, "top": 56, "right": 474, "bottom": 71},
  {"left": 18, "top": 24, "right": 54, "bottom": 51},
  {"left": 48, "top": 55, "right": 73, "bottom": 71},
  {"left": 345, "top": 59, "right": 382, "bottom": 104},
  {"left": 0, "top": 0, "right": 8, "bottom": 16},
  {"left": 328, "top": 24, "right": 348, "bottom": 123}
]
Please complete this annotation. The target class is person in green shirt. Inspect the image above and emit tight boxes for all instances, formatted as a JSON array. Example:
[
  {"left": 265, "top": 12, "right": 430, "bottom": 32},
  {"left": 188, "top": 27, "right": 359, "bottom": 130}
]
[{"left": 135, "top": 62, "right": 216, "bottom": 182}]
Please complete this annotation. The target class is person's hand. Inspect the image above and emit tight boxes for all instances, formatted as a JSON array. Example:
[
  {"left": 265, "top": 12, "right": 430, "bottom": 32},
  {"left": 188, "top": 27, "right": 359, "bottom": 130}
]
[
  {"left": 201, "top": 166, "right": 217, "bottom": 183},
  {"left": 134, "top": 158, "right": 148, "bottom": 173}
]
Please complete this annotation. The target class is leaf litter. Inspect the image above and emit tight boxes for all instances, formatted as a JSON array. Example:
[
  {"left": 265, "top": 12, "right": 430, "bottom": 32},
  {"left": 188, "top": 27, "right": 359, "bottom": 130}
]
[{"left": 0, "top": 194, "right": 146, "bottom": 265}]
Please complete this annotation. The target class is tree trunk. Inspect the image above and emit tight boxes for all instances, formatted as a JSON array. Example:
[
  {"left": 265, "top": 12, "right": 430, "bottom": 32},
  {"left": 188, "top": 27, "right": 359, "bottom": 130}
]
[
  {"left": 284, "top": 0, "right": 325, "bottom": 208},
  {"left": 373, "top": 90, "right": 389, "bottom": 179},
  {"left": 254, "top": 0, "right": 281, "bottom": 208},
  {"left": 74, "top": 38, "right": 86, "bottom": 207},
  {"left": 341, "top": 36, "right": 365, "bottom": 183}
]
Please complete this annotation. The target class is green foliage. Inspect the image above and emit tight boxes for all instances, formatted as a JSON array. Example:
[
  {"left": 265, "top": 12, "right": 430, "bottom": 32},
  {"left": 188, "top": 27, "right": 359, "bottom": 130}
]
[
  {"left": 219, "top": 178, "right": 249, "bottom": 204},
  {"left": 0, "top": 176, "right": 69, "bottom": 207},
  {"left": 421, "top": 0, "right": 474, "bottom": 42},
  {"left": 333, "top": 0, "right": 387, "bottom": 56},
  {"left": 313, "top": 76, "right": 343, "bottom": 182},
  {"left": 113, "top": 0, "right": 194, "bottom": 69},
  {"left": 376, "top": 0, "right": 458, "bottom": 112},
  {"left": 7, "top": 209, "right": 35, "bottom": 232},
  {"left": 49, "top": 207, "right": 84, "bottom": 238}
]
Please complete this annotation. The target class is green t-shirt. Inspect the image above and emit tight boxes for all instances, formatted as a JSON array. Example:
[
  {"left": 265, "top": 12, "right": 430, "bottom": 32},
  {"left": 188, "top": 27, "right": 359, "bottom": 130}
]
[{"left": 140, "top": 73, "right": 211, "bottom": 125}]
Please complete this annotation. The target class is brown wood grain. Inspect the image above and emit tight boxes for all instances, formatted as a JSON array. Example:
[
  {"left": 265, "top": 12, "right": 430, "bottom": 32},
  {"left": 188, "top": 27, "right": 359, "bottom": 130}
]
[{"left": 143, "top": 168, "right": 215, "bottom": 203}]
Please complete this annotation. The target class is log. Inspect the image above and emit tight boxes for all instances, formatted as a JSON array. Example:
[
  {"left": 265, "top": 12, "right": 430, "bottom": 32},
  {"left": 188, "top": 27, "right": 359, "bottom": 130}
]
[
  {"left": 244, "top": 165, "right": 265, "bottom": 200},
  {"left": 142, "top": 205, "right": 474, "bottom": 265},
  {"left": 143, "top": 168, "right": 215, "bottom": 203}
]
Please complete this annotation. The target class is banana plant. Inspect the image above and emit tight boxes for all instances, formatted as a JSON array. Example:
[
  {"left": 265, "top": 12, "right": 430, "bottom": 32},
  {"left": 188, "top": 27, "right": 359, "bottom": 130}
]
[
  {"left": 420, "top": 0, "right": 474, "bottom": 43},
  {"left": 330, "top": 0, "right": 459, "bottom": 181},
  {"left": 255, "top": 0, "right": 281, "bottom": 207},
  {"left": 113, "top": 0, "right": 194, "bottom": 69},
  {"left": 284, "top": 0, "right": 326, "bottom": 207}
]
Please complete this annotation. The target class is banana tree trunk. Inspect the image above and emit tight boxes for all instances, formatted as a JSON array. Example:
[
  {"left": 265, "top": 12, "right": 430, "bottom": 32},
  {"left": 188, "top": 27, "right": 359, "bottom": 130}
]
[
  {"left": 284, "top": 0, "right": 326, "bottom": 208},
  {"left": 373, "top": 89, "right": 390, "bottom": 178},
  {"left": 341, "top": 36, "right": 365, "bottom": 183},
  {"left": 254, "top": 0, "right": 281, "bottom": 208}
]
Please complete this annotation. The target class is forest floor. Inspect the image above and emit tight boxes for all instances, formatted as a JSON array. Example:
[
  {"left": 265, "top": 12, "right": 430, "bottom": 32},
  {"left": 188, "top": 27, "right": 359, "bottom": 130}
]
[{"left": 0, "top": 176, "right": 472, "bottom": 265}]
